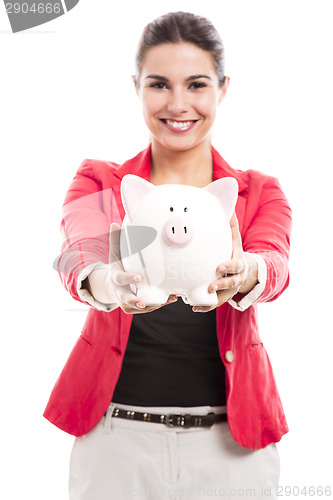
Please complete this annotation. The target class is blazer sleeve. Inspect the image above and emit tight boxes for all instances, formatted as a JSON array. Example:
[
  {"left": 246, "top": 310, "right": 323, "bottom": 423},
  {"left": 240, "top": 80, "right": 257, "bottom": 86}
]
[
  {"left": 56, "top": 159, "right": 121, "bottom": 312},
  {"left": 229, "top": 173, "right": 292, "bottom": 310}
]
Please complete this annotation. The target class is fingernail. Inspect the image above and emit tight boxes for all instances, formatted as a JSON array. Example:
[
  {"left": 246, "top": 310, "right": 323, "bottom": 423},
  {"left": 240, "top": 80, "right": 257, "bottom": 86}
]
[
  {"left": 211, "top": 284, "right": 218, "bottom": 291},
  {"left": 136, "top": 302, "right": 145, "bottom": 308},
  {"left": 168, "top": 296, "right": 177, "bottom": 303},
  {"left": 219, "top": 266, "right": 227, "bottom": 273},
  {"left": 194, "top": 307, "right": 203, "bottom": 312},
  {"left": 133, "top": 275, "right": 142, "bottom": 282}
]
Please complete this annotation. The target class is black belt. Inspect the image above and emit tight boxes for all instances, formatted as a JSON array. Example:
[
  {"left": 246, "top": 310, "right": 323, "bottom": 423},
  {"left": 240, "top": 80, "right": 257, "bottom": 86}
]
[{"left": 109, "top": 407, "right": 228, "bottom": 429}]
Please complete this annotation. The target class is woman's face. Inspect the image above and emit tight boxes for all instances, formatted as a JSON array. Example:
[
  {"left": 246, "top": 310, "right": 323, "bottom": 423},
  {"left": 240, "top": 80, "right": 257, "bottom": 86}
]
[{"left": 135, "top": 42, "right": 229, "bottom": 152}]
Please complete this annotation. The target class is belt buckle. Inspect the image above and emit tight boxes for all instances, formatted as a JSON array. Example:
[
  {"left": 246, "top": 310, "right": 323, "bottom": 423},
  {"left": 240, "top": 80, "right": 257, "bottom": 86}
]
[{"left": 166, "top": 413, "right": 192, "bottom": 428}]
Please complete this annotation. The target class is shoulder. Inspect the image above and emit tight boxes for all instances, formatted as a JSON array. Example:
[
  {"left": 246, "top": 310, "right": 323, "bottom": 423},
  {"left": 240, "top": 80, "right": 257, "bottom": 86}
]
[
  {"left": 76, "top": 158, "right": 121, "bottom": 181},
  {"left": 75, "top": 145, "right": 151, "bottom": 184},
  {"left": 62, "top": 158, "right": 122, "bottom": 206},
  {"left": 212, "top": 146, "right": 281, "bottom": 195},
  {"left": 242, "top": 169, "right": 291, "bottom": 220},
  {"left": 63, "top": 147, "right": 151, "bottom": 205},
  {"left": 245, "top": 168, "right": 283, "bottom": 193},
  {"left": 214, "top": 147, "right": 290, "bottom": 212}
]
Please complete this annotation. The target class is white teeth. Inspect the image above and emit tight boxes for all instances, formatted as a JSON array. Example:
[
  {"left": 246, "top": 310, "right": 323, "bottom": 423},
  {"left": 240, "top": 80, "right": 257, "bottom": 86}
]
[{"left": 165, "top": 119, "right": 195, "bottom": 128}]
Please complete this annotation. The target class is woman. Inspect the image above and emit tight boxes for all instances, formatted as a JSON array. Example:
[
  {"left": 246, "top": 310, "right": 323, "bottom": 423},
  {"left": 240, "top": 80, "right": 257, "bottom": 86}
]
[{"left": 44, "top": 11, "right": 292, "bottom": 500}]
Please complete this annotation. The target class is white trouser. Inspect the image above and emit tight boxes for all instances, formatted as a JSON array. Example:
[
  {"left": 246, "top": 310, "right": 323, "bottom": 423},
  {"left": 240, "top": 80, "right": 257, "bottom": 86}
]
[{"left": 69, "top": 402, "right": 280, "bottom": 500}]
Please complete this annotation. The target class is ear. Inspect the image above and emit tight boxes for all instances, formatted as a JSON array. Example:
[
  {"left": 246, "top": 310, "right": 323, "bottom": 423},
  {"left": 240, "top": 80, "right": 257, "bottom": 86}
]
[
  {"left": 218, "top": 76, "right": 230, "bottom": 105},
  {"left": 203, "top": 176, "right": 238, "bottom": 221},
  {"left": 120, "top": 174, "right": 155, "bottom": 220},
  {"left": 131, "top": 75, "right": 140, "bottom": 96}
]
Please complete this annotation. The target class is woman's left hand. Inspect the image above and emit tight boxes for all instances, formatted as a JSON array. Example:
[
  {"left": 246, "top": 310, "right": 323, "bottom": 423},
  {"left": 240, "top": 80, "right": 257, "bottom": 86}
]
[{"left": 192, "top": 212, "right": 259, "bottom": 312}]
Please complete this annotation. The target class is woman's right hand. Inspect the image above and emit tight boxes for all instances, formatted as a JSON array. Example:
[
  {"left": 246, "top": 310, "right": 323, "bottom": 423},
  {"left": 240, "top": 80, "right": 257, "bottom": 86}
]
[{"left": 85, "top": 223, "right": 178, "bottom": 314}]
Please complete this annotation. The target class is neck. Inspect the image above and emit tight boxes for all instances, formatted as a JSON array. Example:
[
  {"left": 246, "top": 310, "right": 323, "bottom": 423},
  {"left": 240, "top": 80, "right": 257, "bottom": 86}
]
[{"left": 150, "top": 138, "right": 214, "bottom": 187}]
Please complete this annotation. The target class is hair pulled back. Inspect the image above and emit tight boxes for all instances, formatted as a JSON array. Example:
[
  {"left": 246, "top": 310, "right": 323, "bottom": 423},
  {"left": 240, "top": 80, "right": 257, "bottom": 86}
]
[{"left": 134, "top": 11, "right": 226, "bottom": 87}]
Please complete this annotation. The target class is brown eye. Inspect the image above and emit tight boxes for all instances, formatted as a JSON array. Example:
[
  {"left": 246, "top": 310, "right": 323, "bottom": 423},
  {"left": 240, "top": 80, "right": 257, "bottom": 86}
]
[
  {"left": 150, "top": 82, "right": 168, "bottom": 89},
  {"left": 189, "top": 82, "right": 207, "bottom": 89}
]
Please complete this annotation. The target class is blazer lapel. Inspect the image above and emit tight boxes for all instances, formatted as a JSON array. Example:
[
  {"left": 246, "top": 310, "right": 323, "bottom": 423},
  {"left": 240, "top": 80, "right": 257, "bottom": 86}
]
[
  {"left": 111, "top": 143, "right": 248, "bottom": 233},
  {"left": 111, "top": 145, "right": 152, "bottom": 221},
  {"left": 212, "top": 146, "right": 248, "bottom": 234}
]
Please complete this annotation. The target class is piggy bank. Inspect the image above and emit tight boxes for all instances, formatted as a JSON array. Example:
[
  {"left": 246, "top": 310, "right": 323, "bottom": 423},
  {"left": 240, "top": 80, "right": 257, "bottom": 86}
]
[{"left": 119, "top": 175, "right": 238, "bottom": 306}]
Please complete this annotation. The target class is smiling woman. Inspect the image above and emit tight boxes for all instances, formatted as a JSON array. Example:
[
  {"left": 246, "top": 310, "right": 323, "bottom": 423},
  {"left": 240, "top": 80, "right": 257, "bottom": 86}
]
[
  {"left": 135, "top": 42, "right": 228, "bottom": 166},
  {"left": 43, "top": 10, "right": 292, "bottom": 500}
]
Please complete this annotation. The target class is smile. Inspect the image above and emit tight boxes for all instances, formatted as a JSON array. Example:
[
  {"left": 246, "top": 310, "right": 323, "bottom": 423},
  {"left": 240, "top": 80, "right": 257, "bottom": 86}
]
[{"left": 160, "top": 119, "right": 198, "bottom": 132}]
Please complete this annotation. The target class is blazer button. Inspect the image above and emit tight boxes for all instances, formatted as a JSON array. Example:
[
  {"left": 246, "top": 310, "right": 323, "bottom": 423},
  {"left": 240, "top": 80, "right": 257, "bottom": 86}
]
[{"left": 225, "top": 350, "right": 234, "bottom": 363}]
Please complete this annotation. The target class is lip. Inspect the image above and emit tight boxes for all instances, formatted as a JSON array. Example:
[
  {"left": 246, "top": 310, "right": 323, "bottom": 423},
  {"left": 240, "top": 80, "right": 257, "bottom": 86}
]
[{"left": 160, "top": 118, "right": 198, "bottom": 133}]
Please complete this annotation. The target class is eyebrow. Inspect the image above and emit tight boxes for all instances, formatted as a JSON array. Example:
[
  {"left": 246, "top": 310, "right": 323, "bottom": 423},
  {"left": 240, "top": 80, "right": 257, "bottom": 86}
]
[{"left": 145, "top": 74, "right": 212, "bottom": 82}]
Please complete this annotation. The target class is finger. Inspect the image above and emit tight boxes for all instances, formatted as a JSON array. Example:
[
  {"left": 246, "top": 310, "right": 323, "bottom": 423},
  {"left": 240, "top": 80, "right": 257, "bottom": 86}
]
[
  {"left": 229, "top": 212, "right": 243, "bottom": 254},
  {"left": 123, "top": 304, "right": 165, "bottom": 314},
  {"left": 112, "top": 267, "right": 144, "bottom": 287},
  {"left": 164, "top": 294, "right": 178, "bottom": 304},
  {"left": 192, "top": 304, "right": 215, "bottom": 313},
  {"left": 116, "top": 288, "right": 147, "bottom": 311},
  {"left": 209, "top": 273, "right": 244, "bottom": 292},
  {"left": 217, "top": 287, "right": 240, "bottom": 303},
  {"left": 216, "top": 258, "right": 246, "bottom": 277},
  {"left": 122, "top": 294, "right": 178, "bottom": 314},
  {"left": 109, "top": 223, "right": 122, "bottom": 264},
  {"left": 214, "top": 215, "right": 244, "bottom": 276}
]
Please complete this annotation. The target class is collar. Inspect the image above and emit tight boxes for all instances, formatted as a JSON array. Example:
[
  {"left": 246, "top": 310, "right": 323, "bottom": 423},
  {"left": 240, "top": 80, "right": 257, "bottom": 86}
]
[{"left": 112, "top": 143, "right": 247, "bottom": 193}]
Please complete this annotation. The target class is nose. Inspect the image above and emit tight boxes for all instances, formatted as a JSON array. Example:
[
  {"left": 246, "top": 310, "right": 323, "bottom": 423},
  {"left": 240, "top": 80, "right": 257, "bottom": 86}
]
[
  {"left": 162, "top": 216, "right": 194, "bottom": 247},
  {"left": 166, "top": 87, "right": 189, "bottom": 115}
]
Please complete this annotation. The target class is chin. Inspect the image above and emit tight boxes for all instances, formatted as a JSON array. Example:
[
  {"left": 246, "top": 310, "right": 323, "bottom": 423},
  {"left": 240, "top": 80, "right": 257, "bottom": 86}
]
[
  {"left": 152, "top": 133, "right": 200, "bottom": 150},
  {"left": 161, "top": 141, "right": 198, "bottom": 152},
  {"left": 162, "top": 135, "right": 211, "bottom": 153}
]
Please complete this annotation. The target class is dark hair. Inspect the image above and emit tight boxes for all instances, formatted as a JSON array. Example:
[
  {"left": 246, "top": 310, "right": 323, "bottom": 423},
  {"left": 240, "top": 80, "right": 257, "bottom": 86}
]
[{"left": 134, "top": 11, "right": 226, "bottom": 87}]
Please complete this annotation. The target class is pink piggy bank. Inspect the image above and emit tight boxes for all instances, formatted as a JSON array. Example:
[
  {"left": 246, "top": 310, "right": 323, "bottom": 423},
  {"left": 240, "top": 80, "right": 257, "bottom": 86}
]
[{"left": 119, "top": 175, "right": 238, "bottom": 306}]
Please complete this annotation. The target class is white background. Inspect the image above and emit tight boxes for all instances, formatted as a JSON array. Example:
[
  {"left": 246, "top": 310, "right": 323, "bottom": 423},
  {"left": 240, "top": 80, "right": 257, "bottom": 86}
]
[{"left": 1, "top": 0, "right": 332, "bottom": 498}]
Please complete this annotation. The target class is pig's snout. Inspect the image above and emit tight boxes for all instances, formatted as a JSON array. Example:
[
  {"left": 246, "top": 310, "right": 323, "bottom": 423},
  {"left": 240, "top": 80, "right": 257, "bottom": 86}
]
[{"left": 162, "top": 216, "right": 194, "bottom": 246}]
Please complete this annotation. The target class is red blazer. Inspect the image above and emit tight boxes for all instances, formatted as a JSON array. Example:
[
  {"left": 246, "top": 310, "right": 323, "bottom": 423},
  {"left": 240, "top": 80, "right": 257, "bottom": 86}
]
[{"left": 43, "top": 144, "right": 292, "bottom": 450}]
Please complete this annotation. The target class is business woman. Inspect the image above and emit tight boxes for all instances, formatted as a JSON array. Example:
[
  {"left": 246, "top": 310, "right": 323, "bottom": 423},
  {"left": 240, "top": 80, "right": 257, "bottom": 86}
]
[{"left": 44, "top": 11, "right": 292, "bottom": 500}]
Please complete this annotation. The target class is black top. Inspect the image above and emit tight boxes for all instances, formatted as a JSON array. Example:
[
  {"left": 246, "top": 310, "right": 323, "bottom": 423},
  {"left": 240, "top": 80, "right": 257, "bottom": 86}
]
[{"left": 112, "top": 297, "right": 227, "bottom": 406}]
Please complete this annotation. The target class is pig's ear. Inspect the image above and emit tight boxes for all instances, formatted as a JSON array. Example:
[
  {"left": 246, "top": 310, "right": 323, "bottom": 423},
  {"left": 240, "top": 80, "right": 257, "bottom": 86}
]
[
  {"left": 121, "top": 174, "right": 155, "bottom": 220},
  {"left": 203, "top": 177, "right": 238, "bottom": 221}
]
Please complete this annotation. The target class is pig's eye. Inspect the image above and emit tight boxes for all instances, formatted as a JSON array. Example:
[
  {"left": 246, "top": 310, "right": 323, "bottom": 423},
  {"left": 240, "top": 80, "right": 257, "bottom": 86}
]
[
  {"left": 184, "top": 207, "right": 188, "bottom": 212},
  {"left": 170, "top": 207, "right": 174, "bottom": 212}
]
